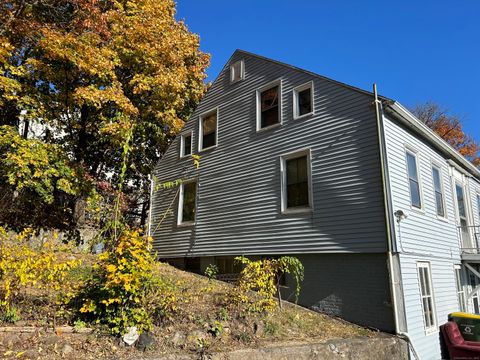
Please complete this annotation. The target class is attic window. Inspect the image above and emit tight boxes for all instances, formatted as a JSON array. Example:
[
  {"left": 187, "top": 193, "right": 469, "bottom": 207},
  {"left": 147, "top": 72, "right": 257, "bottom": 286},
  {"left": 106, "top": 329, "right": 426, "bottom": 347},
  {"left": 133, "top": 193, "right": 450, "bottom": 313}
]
[
  {"left": 293, "top": 81, "right": 314, "bottom": 119},
  {"left": 230, "top": 60, "right": 244, "bottom": 83}
]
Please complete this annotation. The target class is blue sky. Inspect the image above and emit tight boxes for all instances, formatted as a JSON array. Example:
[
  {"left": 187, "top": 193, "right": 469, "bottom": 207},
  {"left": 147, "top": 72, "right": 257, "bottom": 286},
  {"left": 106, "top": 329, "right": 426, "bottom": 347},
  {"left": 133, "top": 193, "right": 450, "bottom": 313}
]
[{"left": 176, "top": 0, "right": 479, "bottom": 139}]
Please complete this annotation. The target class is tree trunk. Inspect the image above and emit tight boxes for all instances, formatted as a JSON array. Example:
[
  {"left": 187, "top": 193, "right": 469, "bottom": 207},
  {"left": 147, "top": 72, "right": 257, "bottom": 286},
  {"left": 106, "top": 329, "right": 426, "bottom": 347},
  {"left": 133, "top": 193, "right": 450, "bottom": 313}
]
[{"left": 73, "top": 197, "right": 86, "bottom": 227}]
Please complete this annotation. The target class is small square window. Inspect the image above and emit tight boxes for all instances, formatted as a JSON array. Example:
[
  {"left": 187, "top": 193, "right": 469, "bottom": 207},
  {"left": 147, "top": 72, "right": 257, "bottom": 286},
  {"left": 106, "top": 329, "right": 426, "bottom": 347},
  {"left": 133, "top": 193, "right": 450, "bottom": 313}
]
[
  {"left": 180, "top": 132, "right": 192, "bottom": 157},
  {"left": 230, "top": 60, "right": 244, "bottom": 83},
  {"left": 199, "top": 109, "right": 217, "bottom": 151},
  {"left": 293, "top": 82, "right": 314, "bottom": 119}
]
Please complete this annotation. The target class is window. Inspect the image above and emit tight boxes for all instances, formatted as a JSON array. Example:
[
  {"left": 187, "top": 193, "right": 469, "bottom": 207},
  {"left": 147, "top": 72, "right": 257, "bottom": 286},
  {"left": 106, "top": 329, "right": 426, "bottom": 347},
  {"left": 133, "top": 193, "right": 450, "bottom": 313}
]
[
  {"left": 470, "top": 271, "right": 480, "bottom": 314},
  {"left": 406, "top": 150, "right": 422, "bottom": 208},
  {"left": 281, "top": 149, "right": 312, "bottom": 212},
  {"left": 230, "top": 60, "right": 244, "bottom": 83},
  {"left": 454, "top": 265, "right": 466, "bottom": 312},
  {"left": 293, "top": 82, "right": 313, "bottom": 119},
  {"left": 477, "top": 194, "right": 480, "bottom": 223},
  {"left": 417, "top": 262, "right": 436, "bottom": 332},
  {"left": 431, "top": 165, "right": 445, "bottom": 217},
  {"left": 456, "top": 183, "right": 470, "bottom": 247},
  {"left": 177, "top": 180, "right": 197, "bottom": 225},
  {"left": 199, "top": 109, "right": 217, "bottom": 150},
  {"left": 256, "top": 80, "right": 281, "bottom": 130},
  {"left": 180, "top": 132, "right": 192, "bottom": 157}
]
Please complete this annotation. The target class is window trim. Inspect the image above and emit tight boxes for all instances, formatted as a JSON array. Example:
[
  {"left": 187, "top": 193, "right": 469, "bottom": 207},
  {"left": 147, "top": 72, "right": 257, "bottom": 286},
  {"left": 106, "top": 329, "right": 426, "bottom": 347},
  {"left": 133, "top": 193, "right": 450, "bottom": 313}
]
[
  {"left": 280, "top": 148, "right": 313, "bottom": 214},
  {"left": 180, "top": 131, "right": 193, "bottom": 158},
  {"left": 198, "top": 107, "right": 218, "bottom": 152},
  {"left": 417, "top": 262, "right": 437, "bottom": 334},
  {"left": 476, "top": 191, "right": 480, "bottom": 227},
  {"left": 256, "top": 79, "right": 283, "bottom": 132},
  {"left": 454, "top": 265, "right": 466, "bottom": 312},
  {"left": 431, "top": 162, "right": 447, "bottom": 220},
  {"left": 293, "top": 81, "right": 314, "bottom": 120},
  {"left": 177, "top": 179, "right": 198, "bottom": 227},
  {"left": 230, "top": 60, "right": 244, "bottom": 83},
  {"left": 405, "top": 146, "right": 424, "bottom": 212}
]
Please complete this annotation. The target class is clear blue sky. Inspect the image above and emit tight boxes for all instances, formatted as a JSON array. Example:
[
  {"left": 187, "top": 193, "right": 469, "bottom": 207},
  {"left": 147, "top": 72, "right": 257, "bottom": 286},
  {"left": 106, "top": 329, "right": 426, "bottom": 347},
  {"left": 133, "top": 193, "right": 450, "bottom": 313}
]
[{"left": 176, "top": 0, "right": 479, "bottom": 140}]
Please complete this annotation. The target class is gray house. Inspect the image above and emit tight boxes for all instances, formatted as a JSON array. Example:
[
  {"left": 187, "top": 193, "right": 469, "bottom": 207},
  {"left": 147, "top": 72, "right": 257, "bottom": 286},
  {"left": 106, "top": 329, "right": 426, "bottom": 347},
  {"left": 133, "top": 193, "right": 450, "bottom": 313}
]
[{"left": 149, "top": 50, "right": 480, "bottom": 359}]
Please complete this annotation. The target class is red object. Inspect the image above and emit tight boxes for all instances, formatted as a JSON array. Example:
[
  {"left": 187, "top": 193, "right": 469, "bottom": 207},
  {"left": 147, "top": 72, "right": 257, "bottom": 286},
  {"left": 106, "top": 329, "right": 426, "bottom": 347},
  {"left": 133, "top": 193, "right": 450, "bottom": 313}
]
[{"left": 441, "top": 321, "right": 480, "bottom": 359}]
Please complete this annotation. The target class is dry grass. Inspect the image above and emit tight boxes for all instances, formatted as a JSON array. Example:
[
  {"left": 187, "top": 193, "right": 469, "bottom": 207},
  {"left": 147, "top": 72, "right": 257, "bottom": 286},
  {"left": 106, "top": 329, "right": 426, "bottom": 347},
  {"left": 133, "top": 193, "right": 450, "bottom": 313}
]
[{"left": 0, "top": 260, "right": 375, "bottom": 359}]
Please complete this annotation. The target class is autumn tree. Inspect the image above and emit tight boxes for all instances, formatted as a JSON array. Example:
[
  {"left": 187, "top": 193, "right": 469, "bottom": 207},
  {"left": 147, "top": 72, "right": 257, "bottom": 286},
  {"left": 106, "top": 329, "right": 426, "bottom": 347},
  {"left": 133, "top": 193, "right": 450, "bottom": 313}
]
[
  {"left": 412, "top": 102, "right": 480, "bottom": 166},
  {"left": 0, "top": 0, "right": 209, "bottom": 228}
]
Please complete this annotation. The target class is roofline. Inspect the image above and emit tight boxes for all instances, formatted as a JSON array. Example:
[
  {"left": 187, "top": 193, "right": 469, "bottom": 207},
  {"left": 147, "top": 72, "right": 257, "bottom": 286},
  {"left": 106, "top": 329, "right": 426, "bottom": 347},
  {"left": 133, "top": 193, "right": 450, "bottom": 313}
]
[
  {"left": 234, "top": 49, "right": 393, "bottom": 102},
  {"left": 384, "top": 101, "right": 480, "bottom": 180}
]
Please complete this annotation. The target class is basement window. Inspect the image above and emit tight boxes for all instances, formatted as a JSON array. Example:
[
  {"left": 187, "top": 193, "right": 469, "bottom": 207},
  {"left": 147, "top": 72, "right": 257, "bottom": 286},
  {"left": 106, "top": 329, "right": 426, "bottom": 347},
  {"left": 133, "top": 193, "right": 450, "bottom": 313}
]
[
  {"left": 199, "top": 109, "right": 217, "bottom": 151},
  {"left": 178, "top": 180, "right": 197, "bottom": 225},
  {"left": 230, "top": 60, "right": 244, "bottom": 83},
  {"left": 417, "top": 262, "right": 437, "bottom": 333},
  {"left": 280, "top": 149, "right": 313, "bottom": 213},
  {"left": 256, "top": 80, "right": 282, "bottom": 131},
  {"left": 180, "top": 132, "right": 192, "bottom": 158},
  {"left": 293, "top": 81, "right": 314, "bottom": 119}
]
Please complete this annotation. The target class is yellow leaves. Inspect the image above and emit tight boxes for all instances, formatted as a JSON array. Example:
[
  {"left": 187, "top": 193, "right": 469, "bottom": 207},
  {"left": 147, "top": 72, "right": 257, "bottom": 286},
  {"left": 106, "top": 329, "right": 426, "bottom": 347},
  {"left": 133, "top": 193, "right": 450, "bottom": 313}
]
[{"left": 0, "top": 229, "right": 81, "bottom": 314}]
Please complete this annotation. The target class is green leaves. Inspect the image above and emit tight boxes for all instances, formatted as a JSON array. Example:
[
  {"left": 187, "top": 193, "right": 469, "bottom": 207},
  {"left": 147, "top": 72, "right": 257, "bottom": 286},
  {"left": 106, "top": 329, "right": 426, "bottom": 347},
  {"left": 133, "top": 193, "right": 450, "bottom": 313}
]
[{"left": 0, "top": 125, "right": 82, "bottom": 204}]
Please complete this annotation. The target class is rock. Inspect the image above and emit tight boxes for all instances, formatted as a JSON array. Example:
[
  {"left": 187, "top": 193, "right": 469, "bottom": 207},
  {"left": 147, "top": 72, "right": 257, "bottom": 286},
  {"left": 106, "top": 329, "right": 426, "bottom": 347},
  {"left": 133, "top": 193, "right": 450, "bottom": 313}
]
[
  {"left": 253, "top": 322, "right": 264, "bottom": 336},
  {"left": 171, "top": 332, "right": 186, "bottom": 348},
  {"left": 123, "top": 326, "right": 139, "bottom": 346},
  {"left": 135, "top": 331, "right": 155, "bottom": 351},
  {"left": 43, "top": 335, "right": 60, "bottom": 347},
  {"left": 1, "top": 333, "right": 22, "bottom": 348},
  {"left": 186, "top": 330, "right": 208, "bottom": 347},
  {"left": 61, "top": 344, "right": 74, "bottom": 357}
]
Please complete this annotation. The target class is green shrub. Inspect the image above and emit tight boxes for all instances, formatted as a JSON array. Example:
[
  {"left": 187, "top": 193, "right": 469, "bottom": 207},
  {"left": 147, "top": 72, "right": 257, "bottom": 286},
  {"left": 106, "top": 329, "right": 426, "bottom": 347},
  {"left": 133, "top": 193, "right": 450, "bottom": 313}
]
[
  {"left": 75, "top": 228, "right": 177, "bottom": 335},
  {"left": 204, "top": 264, "right": 219, "bottom": 281}
]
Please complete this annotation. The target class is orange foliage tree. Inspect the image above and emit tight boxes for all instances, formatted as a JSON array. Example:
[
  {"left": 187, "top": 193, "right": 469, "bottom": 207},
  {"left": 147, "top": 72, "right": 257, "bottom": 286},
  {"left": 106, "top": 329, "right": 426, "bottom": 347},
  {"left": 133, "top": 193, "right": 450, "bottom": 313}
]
[
  {"left": 0, "top": 0, "right": 209, "bottom": 227},
  {"left": 412, "top": 102, "right": 480, "bottom": 167}
]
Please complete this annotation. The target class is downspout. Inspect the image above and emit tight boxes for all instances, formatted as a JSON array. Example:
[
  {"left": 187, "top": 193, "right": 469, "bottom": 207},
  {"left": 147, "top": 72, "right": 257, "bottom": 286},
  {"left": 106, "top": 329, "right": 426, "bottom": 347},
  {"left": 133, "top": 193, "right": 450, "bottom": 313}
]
[
  {"left": 147, "top": 174, "right": 155, "bottom": 238},
  {"left": 373, "top": 85, "right": 420, "bottom": 360}
]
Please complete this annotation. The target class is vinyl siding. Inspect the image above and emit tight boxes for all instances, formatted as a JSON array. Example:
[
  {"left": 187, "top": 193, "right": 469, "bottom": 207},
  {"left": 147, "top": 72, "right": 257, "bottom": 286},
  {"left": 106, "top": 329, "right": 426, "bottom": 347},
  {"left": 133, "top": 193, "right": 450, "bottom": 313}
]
[
  {"left": 150, "top": 50, "right": 387, "bottom": 257},
  {"left": 383, "top": 114, "right": 479, "bottom": 359}
]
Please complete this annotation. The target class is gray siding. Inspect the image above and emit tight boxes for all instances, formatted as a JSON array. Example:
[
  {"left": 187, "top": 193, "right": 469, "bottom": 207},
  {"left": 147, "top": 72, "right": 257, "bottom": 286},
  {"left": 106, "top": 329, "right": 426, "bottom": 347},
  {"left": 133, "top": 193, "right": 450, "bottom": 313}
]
[{"left": 150, "top": 50, "right": 387, "bottom": 257}]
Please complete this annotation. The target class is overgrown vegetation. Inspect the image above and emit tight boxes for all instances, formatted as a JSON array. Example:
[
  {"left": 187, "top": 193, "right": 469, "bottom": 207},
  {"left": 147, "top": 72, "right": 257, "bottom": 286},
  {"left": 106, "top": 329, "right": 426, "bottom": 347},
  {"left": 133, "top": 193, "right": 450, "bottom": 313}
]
[
  {"left": 0, "top": 227, "right": 81, "bottom": 320},
  {"left": 233, "top": 256, "right": 304, "bottom": 313},
  {"left": 76, "top": 229, "right": 177, "bottom": 335}
]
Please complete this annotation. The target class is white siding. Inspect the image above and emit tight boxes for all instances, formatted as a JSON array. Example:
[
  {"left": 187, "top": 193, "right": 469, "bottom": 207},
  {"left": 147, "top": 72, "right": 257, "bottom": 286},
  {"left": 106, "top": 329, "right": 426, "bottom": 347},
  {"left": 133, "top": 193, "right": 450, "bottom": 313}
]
[{"left": 384, "top": 114, "right": 480, "bottom": 359}]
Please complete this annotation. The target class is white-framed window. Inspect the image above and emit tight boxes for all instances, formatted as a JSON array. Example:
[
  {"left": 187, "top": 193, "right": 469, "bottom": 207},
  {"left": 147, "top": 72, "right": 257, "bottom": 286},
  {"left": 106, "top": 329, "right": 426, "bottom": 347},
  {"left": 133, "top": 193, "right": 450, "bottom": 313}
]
[
  {"left": 280, "top": 149, "right": 313, "bottom": 213},
  {"left": 180, "top": 131, "right": 192, "bottom": 158},
  {"left": 293, "top": 81, "right": 314, "bottom": 119},
  {"left": 431, "top": 164, "right": 446, "bottom": 218},
  {"left": 199, "top": 108, "right": 218, "bottom": 151},
  {"left": 455, "top": 182, "right": 470, "bottom": 247},
  {"left": 417, "top": 262, "right": 437, "bottom": 333},
  {"left": 454, "top": 265, "right": 466, "bottom": 312},
  {"left": 177, "top": 179, "right": 197, "bottom": 226},
  {"left": 256, "top": 79, "right": 282, "bottom": 131},
  {"left": 405, "top": 149, "right": 422, "bottom": 209},
  {"left": 230, "top": 60, "right": 244, "bottom": 83},
  {"left": 476, "top": 193, "right": 480, "bottom": 225}
]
